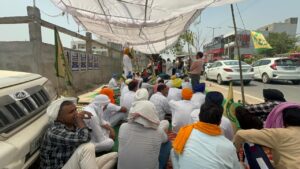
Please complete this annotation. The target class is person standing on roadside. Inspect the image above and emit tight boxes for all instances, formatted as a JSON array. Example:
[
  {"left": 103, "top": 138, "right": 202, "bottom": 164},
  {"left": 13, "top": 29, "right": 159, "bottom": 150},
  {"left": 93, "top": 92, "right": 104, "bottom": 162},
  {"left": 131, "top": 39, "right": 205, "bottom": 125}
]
[{"left": 189, "top": 52, "right": 203, "bottom": 91}]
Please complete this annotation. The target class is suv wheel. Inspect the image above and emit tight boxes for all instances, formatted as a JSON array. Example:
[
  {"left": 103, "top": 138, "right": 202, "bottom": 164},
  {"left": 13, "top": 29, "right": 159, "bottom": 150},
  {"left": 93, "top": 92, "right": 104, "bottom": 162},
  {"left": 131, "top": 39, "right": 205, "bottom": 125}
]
[
  {"left": 292, "top": 80, "right": 300, "bottom": 85},
  {"left": 217, "top": 74, "right": 223, "bottom": 85},
  {"left": 262, "top": 73, "right": 270, "bottom": 84},
  {"left": 243, "top": 80, "right": 251, "bottom": 85}
]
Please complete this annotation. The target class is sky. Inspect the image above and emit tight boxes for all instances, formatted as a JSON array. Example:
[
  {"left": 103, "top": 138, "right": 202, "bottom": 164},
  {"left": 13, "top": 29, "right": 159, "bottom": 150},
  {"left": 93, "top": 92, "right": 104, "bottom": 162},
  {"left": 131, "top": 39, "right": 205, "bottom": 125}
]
[{"left": 0, "top": 0, "right": 299, "bottom": 51}]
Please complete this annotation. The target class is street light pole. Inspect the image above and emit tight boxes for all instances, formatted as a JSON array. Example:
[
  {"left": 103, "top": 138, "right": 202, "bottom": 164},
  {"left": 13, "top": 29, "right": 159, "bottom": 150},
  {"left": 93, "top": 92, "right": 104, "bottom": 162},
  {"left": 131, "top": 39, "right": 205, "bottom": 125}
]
[{"left": 207, "top": 26, "right": 221, "bottom": 40}]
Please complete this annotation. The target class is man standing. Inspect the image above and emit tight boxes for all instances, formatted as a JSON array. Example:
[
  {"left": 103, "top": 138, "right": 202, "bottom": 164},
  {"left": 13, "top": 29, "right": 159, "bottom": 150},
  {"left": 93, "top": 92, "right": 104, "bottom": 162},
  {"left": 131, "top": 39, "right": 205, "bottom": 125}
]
[
  {"left": 123, "top": 47, "right": 133, "bottom": 77},
  {"left": 166, "top": 58, "right": 173, "bottom": 76},
  {"left": 189, "top": 52, "right": 203, "bottom": 91}
]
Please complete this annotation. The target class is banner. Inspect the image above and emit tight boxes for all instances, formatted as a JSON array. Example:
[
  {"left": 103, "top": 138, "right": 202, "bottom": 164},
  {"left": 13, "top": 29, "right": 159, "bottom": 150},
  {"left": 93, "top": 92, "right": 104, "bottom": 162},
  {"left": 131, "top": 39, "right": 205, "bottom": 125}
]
[
  {"left": 251, "top": 31, "right": 272, "bottom": 49},
  {"left": 224, "top": 82, "right": 240, "bottom": 128},
  {"left": 54, "top": 27, "right": 72, "bottom": 85}
]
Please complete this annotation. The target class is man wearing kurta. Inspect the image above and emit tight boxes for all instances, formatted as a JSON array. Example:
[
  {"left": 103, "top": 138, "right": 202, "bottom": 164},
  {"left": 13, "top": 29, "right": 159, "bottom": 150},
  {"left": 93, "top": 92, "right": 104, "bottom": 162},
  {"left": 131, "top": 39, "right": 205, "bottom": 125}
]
[{"left": 171, "top": 102, "right": 241, "bottom": 169}]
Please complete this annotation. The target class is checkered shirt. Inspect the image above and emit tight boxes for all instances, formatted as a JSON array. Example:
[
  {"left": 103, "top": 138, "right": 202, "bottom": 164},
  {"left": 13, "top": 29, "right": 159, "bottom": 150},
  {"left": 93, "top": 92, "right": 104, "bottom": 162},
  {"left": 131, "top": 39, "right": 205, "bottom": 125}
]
[
  {"left": 40, "top": 122, "right": 90, "bottom": 169},
  {"left": 245, "top": 101, "right": 281, "bottom": 122}
]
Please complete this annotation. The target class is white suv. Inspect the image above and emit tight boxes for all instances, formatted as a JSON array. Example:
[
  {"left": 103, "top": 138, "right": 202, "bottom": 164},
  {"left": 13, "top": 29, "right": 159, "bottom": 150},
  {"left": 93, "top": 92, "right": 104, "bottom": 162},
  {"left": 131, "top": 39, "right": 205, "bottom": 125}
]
[
  {"left": 252, "top": 57, "right": 300, "bottom": 84},
  {"left": 0, "top": 70, "right": 56, "bottom": 169}
]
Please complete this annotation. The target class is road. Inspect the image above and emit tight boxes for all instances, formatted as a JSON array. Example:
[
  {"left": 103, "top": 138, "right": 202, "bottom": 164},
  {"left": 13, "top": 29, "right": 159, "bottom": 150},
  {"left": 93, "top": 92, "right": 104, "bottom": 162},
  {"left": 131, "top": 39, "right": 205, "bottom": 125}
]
[{"left": 204, "top": 79, "right": 300, "bottom": 103}]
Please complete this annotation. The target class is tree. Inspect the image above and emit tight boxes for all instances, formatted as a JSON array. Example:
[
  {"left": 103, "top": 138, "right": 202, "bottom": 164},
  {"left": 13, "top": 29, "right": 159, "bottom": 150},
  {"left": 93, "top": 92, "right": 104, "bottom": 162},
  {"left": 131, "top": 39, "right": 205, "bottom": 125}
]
[
  {"left": 170, "top": 30, "right": 196, "bottom": 55},
  {"left": 264, "top": 32, "right": 297, "bottom": 56}
]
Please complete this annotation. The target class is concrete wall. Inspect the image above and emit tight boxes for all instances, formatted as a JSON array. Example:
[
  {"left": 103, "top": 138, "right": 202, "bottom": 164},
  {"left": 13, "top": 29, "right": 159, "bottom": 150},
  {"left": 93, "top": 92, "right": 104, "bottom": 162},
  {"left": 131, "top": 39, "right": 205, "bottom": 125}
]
[
  {"left": 0, "top": 42, "right": 34, "bottom": 72},
  {"left": 0, "top": 41, "right": 123, "bottom": 92}
]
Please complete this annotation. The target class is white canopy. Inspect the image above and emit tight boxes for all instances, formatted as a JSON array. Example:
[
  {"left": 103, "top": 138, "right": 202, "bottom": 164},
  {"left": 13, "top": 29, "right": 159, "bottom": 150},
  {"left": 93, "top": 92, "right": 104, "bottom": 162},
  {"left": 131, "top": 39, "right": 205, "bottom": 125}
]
[{"left": 51, "top": 0, "right": 240, "bottom": 54}]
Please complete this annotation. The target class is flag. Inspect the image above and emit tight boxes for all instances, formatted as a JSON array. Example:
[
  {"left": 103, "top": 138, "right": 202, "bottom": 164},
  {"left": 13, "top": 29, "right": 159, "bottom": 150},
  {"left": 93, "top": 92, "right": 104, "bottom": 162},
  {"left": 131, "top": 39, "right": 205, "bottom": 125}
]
[
  {"left": 224, "top": 82, "right": 240, "bottom": 128},
  {"left": 54, "top": 27, "right": 72, "bottom": 85},
  {"left": 251, "top": 31, "right": 272, "bottom": 49}
]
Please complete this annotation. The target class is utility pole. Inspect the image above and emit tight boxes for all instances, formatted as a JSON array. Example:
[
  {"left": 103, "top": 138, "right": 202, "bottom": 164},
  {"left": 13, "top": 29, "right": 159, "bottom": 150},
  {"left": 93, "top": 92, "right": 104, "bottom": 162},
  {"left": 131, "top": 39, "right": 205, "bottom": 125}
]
[
  {"left": 207, "top": 26, "right": 221, "bottom": 40},
  {"left": 230, "top": 4, "right": 245, "bottom": 106}
]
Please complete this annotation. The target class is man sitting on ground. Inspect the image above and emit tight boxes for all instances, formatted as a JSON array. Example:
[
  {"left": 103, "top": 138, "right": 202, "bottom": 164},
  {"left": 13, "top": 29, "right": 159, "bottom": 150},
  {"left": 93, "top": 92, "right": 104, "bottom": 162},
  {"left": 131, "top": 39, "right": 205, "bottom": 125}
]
[
  {"left": 120, "top": 79, "right": 139, "bottom": 111},
  {"left": 84, "top": 95, "right": 115, "bottom": 153},
  {"left": 171, "top": 102, "right": 241, "bottom": 169},
  {"left": 244, "top": 88, "right": 286, "bottom": 122},
  {"left": 150, "top": 84, "right": 171, "bottom": 120},
  {"left": 40, "top": 97, "right": 117, "bottom": 169},
  {"left": 169, "top": 88, "right": 197, "bottom": 133}
]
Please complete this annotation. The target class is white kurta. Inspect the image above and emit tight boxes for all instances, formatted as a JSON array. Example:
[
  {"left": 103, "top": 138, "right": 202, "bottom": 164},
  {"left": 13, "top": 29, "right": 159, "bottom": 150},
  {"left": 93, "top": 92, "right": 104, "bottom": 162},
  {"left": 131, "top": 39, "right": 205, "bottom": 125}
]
[
  {"left": 171, "top": 129, "right": 241, "bottom": 169},
  {"left": 166, "top": 61, "right": 173, "bottom": 76},
  {"left": 169, "top": 100, "right": 197, "bottom": 133},
  {"left": 167, "top": 88, "right": 182, "bottom": 101},
  {"left": 150, "top": 92, "right": 171, "bottom": 120},
  {"left": 103, "top": 103, "right": 126, "bottom": 127},
  {"left": 190, "top": 109, "right": 234, "bottom": 141},
  {"left": 118, "top": 123, "right": 167, "bottom": 169},
  {"left": 83, "top": 104, "right": 114, "bottom": 152},
  {"left": 190, "top": 92, "right": 206, "bottom": 109},
  {"left": 120, "top": 91, "right": 136, "bottom": 111},
  {"left": 123, "top": 54, "right": 133, "bottom": 76},
  {"left": 108, "top": 78, "right": 118, "bottom": 89}
]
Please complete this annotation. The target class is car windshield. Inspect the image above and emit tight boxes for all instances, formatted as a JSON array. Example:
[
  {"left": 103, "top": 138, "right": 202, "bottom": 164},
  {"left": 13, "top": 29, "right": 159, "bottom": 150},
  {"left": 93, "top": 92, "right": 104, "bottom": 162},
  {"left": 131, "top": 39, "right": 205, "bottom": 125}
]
[
  {"left": 275, "top": 59, "right": 300, "bottom": 66},
  {"left": 223, "top": 61, "right": 247, "bottom": 65}
]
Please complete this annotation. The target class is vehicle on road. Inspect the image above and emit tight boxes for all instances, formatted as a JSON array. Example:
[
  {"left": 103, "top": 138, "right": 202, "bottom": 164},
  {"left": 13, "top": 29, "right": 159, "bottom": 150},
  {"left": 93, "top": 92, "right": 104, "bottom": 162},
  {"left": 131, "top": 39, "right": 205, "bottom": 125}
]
[
  {"left": 204, "top": 60, "right": 254, "bottom": 85},
  {"left": 0, "top": 70, "right": 56, "bottom": 169},
  {"left": 252, "top": 57, "right": 300, "bottom": 84}
]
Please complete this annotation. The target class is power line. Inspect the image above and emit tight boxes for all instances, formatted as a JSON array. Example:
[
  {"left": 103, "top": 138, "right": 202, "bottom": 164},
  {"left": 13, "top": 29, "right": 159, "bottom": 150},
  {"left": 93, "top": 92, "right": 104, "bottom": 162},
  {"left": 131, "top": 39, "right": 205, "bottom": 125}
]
[{"left": 235, "top": 4, "right": 246, "bottom": 30}]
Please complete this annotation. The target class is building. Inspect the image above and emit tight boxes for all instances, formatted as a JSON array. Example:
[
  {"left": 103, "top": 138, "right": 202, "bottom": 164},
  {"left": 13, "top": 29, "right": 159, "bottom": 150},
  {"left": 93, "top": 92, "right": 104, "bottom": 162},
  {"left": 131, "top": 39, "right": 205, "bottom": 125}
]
[
  {"left": 257, "top": 17, "right": 298, "bottom": 37},
  {"left": 203, "top": 17, "right": 298, "bottom": 61},
  {"left": 71, "top": 40, "right": 108, "bottom": 56}
]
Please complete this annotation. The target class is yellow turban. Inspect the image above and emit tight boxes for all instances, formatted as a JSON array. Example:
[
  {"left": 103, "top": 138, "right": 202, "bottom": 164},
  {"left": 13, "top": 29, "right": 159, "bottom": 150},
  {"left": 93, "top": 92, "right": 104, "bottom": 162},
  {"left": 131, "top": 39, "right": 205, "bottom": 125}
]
[
  {"left": 124, "top": 48, "right": 130, "bottom": 55},
  {"left": 172, "top": 78, "right": 182, "bottom": 88},
  {"left": 182, "top": 88, "right": 193, "bottom": 100}
]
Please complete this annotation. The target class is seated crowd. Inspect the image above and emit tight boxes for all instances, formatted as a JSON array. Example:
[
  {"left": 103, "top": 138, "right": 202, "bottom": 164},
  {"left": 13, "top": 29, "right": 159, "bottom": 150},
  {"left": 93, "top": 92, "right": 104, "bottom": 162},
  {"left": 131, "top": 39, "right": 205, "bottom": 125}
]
[{"left": 40, "top": 71, "right": 300, "bottom": 169}]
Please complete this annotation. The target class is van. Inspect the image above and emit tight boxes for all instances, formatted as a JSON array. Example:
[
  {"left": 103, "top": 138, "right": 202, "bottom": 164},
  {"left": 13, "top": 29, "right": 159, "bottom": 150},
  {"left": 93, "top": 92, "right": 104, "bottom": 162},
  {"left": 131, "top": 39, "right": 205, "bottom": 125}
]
[{"left": 0, "top": 70, "right": 57, "bottom": 169}]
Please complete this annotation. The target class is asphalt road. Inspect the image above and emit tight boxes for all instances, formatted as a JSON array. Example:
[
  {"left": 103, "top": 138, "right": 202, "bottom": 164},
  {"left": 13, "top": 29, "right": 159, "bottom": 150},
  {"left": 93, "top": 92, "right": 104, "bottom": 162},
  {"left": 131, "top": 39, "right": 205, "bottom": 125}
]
[{"left": 205, "top": 79, "right": 300, "bottom": 103}]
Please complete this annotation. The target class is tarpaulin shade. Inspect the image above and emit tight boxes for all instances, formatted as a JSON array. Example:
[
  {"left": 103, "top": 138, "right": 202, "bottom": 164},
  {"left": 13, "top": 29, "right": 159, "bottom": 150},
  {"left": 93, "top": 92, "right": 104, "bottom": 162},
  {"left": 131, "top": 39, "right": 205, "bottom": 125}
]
[{"left": 51, "top": 0, "right": 240, "bottom": 54}]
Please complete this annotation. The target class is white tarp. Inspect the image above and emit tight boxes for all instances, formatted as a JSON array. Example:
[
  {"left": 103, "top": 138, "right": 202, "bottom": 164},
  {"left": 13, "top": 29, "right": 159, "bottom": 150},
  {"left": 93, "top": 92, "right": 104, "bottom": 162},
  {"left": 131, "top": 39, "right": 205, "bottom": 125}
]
[{"left": 51, "top": 0, "right": 240, "bottom": 54}]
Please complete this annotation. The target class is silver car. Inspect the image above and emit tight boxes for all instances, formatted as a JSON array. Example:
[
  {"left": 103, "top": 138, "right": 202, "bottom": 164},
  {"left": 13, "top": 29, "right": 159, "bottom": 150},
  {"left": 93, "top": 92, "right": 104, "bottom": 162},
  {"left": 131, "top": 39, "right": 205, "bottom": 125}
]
[{"left": 204, "top": 60, "right": 254, "bottom": 85}]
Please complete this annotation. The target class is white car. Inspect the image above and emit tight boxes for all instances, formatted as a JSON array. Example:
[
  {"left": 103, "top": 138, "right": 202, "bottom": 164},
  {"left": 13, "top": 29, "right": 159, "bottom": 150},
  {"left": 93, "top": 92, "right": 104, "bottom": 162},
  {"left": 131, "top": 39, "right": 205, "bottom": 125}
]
[
  {"left": 252, "top": 57, "right": 300, "bottom": 84},
  {"left": 204, "top": 60, "right": 254, "bottom": 85},
  {"left": 0, "top": 70, "right": 56, "bottom": 169}
]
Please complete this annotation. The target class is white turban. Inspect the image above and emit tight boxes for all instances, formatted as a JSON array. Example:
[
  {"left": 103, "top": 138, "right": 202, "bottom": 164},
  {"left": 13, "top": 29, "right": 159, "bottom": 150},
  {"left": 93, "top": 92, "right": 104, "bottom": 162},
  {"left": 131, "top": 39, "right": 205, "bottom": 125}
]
[
  {"left": 134, "top": 88, "right": 149, "bottom": 101},
  {"left": 92, "top": 95, "right": 110, "bottom": 107},
  {"left": 128, "top": 101, "right": 160, "bottom": 129},
  {"left": 46, "top": 97, "right": 76, "bottom": 123}
]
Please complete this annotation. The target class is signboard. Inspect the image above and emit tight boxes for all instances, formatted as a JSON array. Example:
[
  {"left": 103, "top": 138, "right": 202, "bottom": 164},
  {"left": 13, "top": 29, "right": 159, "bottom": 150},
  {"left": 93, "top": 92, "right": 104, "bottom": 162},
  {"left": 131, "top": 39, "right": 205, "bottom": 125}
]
[
  {"left": 80, "top": 53, "right": 87, "bottom": 70},
  {"left": 71, "top": 51, "right": 79, "bottom": 71},
  {"left": 88, "top": 54, "right": 94, "bottom": 70},
  {"left": 93, "top": 55, "right": 99, "bottom": 69}
]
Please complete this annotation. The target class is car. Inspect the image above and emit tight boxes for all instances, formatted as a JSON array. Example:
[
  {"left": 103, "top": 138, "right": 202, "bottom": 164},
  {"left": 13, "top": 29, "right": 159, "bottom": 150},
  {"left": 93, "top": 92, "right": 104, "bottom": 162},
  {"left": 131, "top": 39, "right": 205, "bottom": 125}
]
[
  {"left": 0, "top": 70, "right": 56, "bottom": 169},
  {"left": 252, "top": 57, "right": 300, "bottom": 84},
  {"left": 204, "top": 60, "right": 254, "bottom": 85}
]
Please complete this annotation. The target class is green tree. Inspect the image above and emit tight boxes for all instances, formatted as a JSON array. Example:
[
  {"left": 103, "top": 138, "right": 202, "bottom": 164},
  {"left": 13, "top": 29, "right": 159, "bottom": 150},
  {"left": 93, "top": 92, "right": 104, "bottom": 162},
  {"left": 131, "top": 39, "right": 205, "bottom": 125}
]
[
  {"left": 171, "top": 30, "right": 196, "bottom": 55},
  {"left": 264, "top": 32, "right": 297, "bottom": 56}
]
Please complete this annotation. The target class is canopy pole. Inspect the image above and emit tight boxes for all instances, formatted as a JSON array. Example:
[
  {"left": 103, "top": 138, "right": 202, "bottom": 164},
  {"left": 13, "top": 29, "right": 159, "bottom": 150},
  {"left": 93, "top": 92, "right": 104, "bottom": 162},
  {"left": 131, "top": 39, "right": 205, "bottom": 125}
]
[{"left": 230, "top": 4, "right": 245, "bottom": 106}]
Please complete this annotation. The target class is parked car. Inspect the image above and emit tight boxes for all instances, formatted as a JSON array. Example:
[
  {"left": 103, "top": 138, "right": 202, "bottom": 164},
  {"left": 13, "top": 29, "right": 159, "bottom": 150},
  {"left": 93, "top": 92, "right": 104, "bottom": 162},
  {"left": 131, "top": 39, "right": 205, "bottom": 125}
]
[
  {"left": 204, "top": 60, "right": 254, "bottom": 85},
  {"left": 252, "top": 57, "right": 300, "bottom": 84},
  {"left": 0, "top": 70, "right": 56, "bottom": 169}
]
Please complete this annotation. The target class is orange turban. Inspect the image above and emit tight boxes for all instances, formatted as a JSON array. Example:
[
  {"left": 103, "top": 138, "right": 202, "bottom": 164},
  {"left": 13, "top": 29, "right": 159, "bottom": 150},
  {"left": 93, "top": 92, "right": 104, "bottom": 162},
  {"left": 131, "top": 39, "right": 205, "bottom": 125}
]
[
  {"left": 182, "top": 88, "right": 193, "bottom": 100},
  {"left": 99, "top": 88, "right": 115, "bottom": 104}
]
